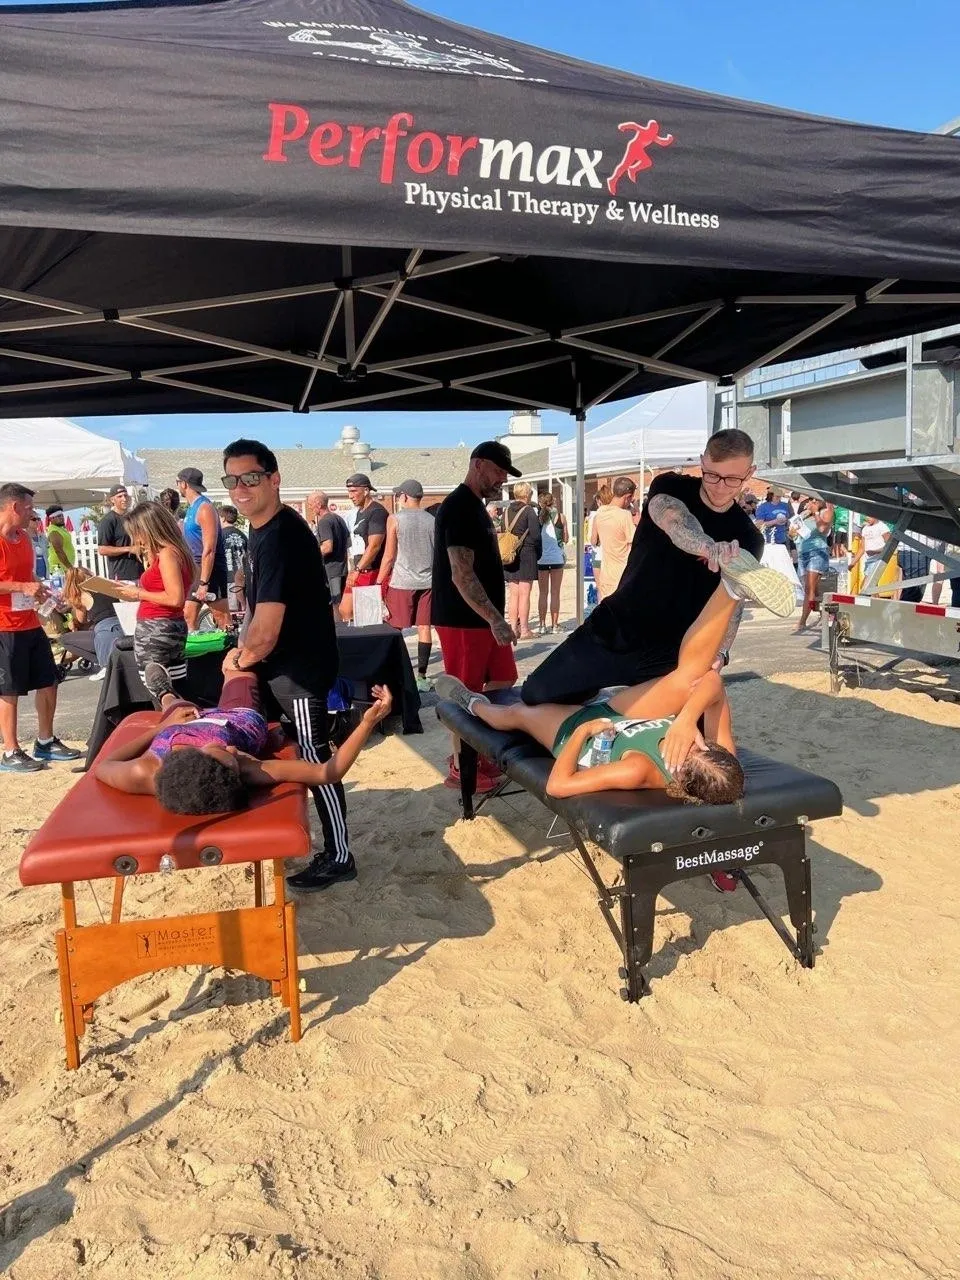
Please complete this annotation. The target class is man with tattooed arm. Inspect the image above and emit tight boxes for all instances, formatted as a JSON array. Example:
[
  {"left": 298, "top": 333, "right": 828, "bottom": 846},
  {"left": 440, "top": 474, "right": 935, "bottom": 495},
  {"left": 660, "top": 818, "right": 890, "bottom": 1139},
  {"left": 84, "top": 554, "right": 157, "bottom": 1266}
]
[
  {"left": 431, "top": 441, "right": 522, "bottom": 792},
  {"left": 522, "top": 429, "right": 770, "bottom": 708}
]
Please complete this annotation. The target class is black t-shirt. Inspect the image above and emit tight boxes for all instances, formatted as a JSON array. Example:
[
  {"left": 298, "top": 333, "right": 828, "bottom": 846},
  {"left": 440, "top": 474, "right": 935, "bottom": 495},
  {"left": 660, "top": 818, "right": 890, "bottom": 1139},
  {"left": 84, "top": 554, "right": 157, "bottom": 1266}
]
[
  {"left": 352, "top": 501, "right": 389, "bottom": 571},
  {"left": 316, "top": 512, "right": 350, "bottom": 579},
  {"left": 587, "top": 472, "right": 765, "bottom": 659},
  {"left": 97, "top": 511, "right": 141, "bottom": 582},
  {"left": 247, "top": 506, "right": 337, "bottom": 692},
  {"left": 431, "top": 484, "right": 505, "bottom": 629}
]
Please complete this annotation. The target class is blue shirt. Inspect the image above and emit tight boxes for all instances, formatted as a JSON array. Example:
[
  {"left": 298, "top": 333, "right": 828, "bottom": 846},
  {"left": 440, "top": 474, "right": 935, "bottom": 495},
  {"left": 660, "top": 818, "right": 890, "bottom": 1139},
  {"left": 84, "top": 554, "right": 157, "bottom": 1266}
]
[
  {"left": 755, "top": 500, "right": 791, "bottom": 545},
  {"left": 182, "top": 494, "right": 227, "bottom": 578}
]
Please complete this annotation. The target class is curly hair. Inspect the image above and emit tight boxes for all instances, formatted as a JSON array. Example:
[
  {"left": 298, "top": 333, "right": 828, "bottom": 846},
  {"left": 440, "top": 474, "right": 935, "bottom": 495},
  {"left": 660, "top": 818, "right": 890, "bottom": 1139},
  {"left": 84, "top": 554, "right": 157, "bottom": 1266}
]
[
  {"left": 154, "top": 747, "right": 249, "bottom": 815},
  {"left": 666, "top": 743, "right": 745, "bottom": 806}
]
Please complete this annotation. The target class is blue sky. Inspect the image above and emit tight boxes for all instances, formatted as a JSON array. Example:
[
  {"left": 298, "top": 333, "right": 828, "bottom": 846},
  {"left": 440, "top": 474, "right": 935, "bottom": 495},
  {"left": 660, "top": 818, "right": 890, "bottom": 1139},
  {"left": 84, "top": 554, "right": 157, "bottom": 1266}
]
[{"left": 5, "top": 0, "right": 958, "bottom": 454}]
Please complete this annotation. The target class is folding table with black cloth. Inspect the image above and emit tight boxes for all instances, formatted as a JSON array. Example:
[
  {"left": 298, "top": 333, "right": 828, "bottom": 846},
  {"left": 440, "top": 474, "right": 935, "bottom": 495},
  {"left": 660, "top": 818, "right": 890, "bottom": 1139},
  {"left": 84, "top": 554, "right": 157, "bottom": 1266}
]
[
  {"left": 437, "top": 701, "right": 842, "bottom": 1002},
  {"left": 83, "top": 627, "right": 422, "bottom": 768}
]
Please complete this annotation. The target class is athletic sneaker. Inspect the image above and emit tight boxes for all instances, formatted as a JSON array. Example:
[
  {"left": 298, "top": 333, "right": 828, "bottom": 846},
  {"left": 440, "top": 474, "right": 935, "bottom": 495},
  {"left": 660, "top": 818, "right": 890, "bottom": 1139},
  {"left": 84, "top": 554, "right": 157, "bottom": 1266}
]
[
  {"left": 415, "top": 675, "right": 433, "bottom": 694},
  {"left": 710, "top": 871, "right": 739, "bottom": 894},
  {"left": 0, "top": 748, "right": 46, "bottom": 774},
  {"left": 89, "top": 668, "right": 107, "bottom": 683},
  {"left": 31, "top": 737, "right": 81, "bottom": 763},
  {"left": 143, "top": 661, "right": 175, "bottom": 701},
  {"left": 720, "top": 548, "right": 796, "bottom": 618},
  {"left": 287, "top": 852, "right": 357, "bottom": 892},
  {"left": 434, "top": 675, "right": 490, "bottom": 715}
]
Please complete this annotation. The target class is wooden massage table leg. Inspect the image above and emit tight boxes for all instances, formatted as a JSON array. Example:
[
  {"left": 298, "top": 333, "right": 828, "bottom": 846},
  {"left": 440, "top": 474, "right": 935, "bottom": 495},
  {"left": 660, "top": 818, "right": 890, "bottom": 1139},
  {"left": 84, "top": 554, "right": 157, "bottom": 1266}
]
[
  {"left": 51, "top": 864, "right": 304, "bottom": 1070},
  {"left": 57, "top": 883, "right": 82, "bottom": 1071},
  {"left": 253, "top": 862, "right": 264, "bottom": 909},
  {"left": 111, "top": 876, "right": 126, "bottom": 924},
  {"left": 274, "top": 860, "right": 302, "bottom": 1041}
]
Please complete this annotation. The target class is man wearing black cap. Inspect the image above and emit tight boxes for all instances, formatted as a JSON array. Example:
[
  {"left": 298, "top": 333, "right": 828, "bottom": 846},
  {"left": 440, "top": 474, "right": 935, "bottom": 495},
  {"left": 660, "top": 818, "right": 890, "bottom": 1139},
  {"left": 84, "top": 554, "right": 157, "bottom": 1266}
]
[
  {"left": 377, "top": 479, "right": 435, "bottom": 691},
  {"left": 97, "top": 484, "right": 142, "bottom": 582},
  {"left": 431, "top": 442, "right": 519, "bottom": 792},
  {"left": 177, "top": 467, "right": 230, "bottom": 631},
  {"left": 344, "top": 473, "right": 388, "bottom": 591}
]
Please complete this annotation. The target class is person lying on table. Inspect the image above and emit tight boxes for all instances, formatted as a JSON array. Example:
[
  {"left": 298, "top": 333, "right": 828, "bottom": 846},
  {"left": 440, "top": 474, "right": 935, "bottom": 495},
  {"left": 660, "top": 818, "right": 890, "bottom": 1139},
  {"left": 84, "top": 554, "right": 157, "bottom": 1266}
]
[
  {"left": 436, "top": 579, "right": 748, "bottom": 807},
  {"left": 95, "top": 652, "right": 392, "bottom": 813}
]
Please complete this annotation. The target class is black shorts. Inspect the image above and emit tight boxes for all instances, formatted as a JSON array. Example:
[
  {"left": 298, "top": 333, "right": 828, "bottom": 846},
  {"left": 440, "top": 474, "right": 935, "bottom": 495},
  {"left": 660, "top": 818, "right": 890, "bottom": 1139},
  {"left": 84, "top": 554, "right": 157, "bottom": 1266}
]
[
  {"left": 0, "top": 628, "right": 59, "bottom": 697},
  {"left": 192, "top": 566, "right": 229, "bottom": 602}
]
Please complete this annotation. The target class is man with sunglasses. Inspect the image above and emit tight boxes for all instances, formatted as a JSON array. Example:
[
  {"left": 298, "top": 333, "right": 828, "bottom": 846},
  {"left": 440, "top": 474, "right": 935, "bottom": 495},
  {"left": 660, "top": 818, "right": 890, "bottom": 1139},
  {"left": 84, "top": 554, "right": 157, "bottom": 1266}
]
[
  {"left": 522, "top": 428, "right": 769, "bottom": 708},
  {"left": 221, "top": 439, "right": 354, "bottom": 890}
]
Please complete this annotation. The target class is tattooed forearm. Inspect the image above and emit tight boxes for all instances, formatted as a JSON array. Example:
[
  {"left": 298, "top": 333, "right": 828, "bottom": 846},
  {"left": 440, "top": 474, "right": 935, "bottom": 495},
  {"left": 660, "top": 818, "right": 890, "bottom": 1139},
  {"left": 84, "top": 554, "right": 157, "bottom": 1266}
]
[
  {"left": 718, "top": 600, "right": 744, "bottom": 657},
  {"left": 647, "top": 494, "right": 714, "bottom": 558},
  {"left": 448, "top": 546, "right": 501, "bottom": 623}
]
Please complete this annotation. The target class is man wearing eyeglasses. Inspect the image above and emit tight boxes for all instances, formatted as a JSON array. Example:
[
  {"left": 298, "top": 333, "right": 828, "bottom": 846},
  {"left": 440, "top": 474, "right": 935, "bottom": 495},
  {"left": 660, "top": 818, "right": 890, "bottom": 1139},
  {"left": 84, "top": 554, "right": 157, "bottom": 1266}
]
[
  {"left": 522, "top": 428, "right": 767, "bottom": 707},
  {"left": 221, "top": 438, "right": 354, "bottom": 890}
]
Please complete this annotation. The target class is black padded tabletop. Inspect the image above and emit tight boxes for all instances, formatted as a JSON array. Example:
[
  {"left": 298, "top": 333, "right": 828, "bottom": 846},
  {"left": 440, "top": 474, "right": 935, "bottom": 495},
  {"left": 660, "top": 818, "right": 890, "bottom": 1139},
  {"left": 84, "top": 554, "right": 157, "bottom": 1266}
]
[{"left": 437, "top": 702, "right": 842, "bottom": 861}]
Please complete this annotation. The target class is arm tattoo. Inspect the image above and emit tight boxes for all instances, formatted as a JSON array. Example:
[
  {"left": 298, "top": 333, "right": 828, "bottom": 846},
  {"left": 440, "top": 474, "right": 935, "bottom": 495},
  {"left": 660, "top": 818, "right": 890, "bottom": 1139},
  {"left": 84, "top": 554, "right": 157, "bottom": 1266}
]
[
  {"left": 719, "top": 600, "right": 744, "bottom": 657},
  {"left": 447, "top": 546, "right": 501, "bottom": 623},
  {"left": 647, "top": 494, "right": 715, "bottom": 558}
]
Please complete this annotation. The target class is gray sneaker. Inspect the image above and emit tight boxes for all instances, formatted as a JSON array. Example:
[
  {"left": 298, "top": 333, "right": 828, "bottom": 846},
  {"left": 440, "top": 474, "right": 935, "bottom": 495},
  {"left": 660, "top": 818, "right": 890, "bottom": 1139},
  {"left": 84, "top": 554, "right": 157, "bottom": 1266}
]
[
  {"left": 721, "top": 549, "right": 796, "bottom": 618},
  {"left": 1, "top": 748, "right": 46, "bottom": 773},
  {"left": 434, "top": 675, "right": 489, "bottom": 715},
  {"left": 143, "top": 661, "right": 176, "bottom": 701}
]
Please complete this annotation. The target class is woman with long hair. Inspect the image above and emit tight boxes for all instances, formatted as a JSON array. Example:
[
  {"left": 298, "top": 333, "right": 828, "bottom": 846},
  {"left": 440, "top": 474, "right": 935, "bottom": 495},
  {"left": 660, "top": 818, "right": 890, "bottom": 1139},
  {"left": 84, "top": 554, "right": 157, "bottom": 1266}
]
[
  {"left": 503, "top": 481, "right": 542, "bottom": 640},
  {"left": 536, "top": 491, "right": 567, "bottom": 635},
  {"left": 437, "top": 579, "right": 750, "bottom": 806},
  {"left": 114, "top": 501, "right": 194, "bottom": 701}
]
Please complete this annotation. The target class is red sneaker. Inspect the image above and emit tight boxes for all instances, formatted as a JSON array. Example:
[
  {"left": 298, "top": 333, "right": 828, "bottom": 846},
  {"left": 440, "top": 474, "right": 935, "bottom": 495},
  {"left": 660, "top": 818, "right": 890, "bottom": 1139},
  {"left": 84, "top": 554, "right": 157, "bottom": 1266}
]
[{"left": 710, "top": 871, "right": 739, "bottom": 894}]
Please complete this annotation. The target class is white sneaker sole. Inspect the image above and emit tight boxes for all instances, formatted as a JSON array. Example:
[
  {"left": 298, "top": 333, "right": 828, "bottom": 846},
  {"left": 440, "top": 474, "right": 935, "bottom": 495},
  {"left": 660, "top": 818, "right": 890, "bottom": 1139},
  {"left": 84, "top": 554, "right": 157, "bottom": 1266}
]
[
  {"left": 721, "top": 550, "right": 796, "bottom": 618},
  {"left": 435, "top": 675, "right": 486, "bottom": 712}
]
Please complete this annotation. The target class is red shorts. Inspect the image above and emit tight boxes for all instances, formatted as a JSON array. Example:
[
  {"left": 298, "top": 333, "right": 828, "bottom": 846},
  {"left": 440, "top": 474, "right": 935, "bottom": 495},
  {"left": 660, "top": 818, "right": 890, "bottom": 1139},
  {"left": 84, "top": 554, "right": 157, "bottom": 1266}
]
[
  {"left": 354, "top": 570, "right": 378, "bottom": 588},
  {"left": 436, "top": 626, "right": 517, "bottom": 693},
  {"left": 384, "top": 586, "right": 432, "bottom": 629}
]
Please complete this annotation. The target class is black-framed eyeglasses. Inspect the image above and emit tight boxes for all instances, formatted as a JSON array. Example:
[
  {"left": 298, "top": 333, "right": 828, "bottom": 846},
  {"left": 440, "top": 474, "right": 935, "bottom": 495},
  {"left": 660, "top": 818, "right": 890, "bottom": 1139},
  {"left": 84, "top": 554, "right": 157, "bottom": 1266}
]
[
  {"left": 221, "top": 470, "right": 273, "bottom": 490},
  {"left": 700, "top": 460, "right": 752, "bottom": 489}
]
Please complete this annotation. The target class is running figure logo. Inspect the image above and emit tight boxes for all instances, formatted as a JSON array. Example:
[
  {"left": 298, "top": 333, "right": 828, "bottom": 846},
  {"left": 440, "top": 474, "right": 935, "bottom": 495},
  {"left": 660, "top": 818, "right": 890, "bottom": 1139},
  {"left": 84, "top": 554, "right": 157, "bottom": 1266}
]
[{"left": 606, "top": 120, "right": 675, "bottom": 196}]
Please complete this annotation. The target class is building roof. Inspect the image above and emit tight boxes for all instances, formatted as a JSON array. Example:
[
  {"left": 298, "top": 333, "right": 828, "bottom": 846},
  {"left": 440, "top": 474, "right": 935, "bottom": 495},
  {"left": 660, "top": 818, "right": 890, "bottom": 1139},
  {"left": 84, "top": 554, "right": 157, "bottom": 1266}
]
[{"left": 141, "top": 446, "right": 477, "bottom": 494}]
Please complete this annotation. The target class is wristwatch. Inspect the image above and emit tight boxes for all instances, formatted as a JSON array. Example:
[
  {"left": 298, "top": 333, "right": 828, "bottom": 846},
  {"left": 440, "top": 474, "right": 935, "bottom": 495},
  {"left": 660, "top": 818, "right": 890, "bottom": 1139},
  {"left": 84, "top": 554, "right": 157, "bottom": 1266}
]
[{"left": 199, "top": 579, "right": 210, "bottom": 588}]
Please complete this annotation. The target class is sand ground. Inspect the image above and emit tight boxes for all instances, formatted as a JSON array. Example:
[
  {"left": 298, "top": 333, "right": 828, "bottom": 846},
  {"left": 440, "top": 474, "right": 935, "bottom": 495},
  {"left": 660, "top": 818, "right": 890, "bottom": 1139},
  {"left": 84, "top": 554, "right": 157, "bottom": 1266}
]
[{"left": 2, "top": 659, "right": 960, "bottom": 1278}]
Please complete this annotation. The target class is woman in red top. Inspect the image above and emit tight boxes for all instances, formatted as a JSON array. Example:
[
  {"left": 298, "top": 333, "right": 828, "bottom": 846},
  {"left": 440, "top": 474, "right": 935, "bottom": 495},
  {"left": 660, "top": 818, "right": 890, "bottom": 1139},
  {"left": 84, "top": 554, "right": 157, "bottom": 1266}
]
[{"left": 115, "top": 502, "right": 194, "bottom": 702}]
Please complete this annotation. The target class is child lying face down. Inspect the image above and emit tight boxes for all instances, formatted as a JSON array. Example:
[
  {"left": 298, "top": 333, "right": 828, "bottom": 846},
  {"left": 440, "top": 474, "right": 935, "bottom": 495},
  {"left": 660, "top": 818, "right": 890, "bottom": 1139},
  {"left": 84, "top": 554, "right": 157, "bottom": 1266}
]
[{"left": 94, "top": 653, "right": 391, "bottom": 813}]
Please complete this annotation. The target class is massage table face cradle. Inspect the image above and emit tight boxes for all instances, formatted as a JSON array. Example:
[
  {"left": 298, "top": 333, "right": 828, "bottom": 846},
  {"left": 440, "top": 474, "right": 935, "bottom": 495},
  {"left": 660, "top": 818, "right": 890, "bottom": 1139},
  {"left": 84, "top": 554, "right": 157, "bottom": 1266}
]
[{"left": 443, "top": 707, "right": 839, "bottom": 1002}]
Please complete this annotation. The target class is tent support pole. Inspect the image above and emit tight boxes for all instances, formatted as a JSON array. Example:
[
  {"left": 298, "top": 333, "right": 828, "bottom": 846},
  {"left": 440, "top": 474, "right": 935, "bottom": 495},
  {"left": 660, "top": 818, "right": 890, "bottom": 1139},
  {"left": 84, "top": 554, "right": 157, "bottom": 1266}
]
[{"left": 575, "top": 406, "right": 586, "bottom": 625}]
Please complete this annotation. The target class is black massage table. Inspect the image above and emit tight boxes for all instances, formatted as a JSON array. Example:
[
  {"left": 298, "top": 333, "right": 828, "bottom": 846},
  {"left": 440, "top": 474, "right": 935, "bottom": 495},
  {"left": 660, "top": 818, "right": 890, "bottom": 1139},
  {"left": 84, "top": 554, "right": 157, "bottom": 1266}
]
[{"left": 436, "top": 702, "right": 843, "bottom": 1001}]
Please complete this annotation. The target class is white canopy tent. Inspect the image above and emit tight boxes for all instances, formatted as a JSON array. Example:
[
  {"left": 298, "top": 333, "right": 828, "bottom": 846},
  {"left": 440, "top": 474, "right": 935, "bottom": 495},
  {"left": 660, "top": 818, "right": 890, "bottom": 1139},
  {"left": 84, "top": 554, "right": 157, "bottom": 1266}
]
[
  {"left": 0, "top": 417, "right": 147, "bottom": 507},
  {"left": 548, "top": 382, "right": 714, "bottom": 482}
]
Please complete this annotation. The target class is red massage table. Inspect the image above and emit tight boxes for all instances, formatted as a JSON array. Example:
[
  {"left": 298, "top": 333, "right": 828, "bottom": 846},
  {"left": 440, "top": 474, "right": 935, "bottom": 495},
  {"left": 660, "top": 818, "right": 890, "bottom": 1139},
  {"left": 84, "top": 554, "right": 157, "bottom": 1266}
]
[{"left": 19, "top": 712, "right": 312, "bottom": 1069}]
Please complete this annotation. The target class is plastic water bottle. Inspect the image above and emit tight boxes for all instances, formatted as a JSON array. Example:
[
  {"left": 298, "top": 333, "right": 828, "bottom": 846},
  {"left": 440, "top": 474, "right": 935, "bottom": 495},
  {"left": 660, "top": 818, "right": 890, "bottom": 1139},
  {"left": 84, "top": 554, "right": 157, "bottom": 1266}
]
[
  {"left": 49, "top": 572, "right": 64, "bottom": 591},
  {"left": 591, "top": 726, "right": 616, "bottom": 767}
]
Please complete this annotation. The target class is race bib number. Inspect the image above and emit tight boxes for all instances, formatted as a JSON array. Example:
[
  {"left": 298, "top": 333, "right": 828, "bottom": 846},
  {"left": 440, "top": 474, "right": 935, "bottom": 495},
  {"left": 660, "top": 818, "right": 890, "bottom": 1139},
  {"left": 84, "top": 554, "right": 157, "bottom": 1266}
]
[{"left": 11, "top": 592, "right": 35, "bottom": 612}]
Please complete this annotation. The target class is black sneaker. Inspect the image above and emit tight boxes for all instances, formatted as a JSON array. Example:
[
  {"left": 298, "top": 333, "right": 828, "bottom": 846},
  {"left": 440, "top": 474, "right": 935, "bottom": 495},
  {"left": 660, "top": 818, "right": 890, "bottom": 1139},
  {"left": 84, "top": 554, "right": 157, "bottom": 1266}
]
[
  {"left": 31, "top": 737, "right": 81, "bottom": 763},
  {"left": 0, "top": 748, "right": 46, "bottom": 774},
  {"left": 286, "top": 853, "right": 357, "bottom": 892},
  {"left": 143, "top": 661, "right": 175, "bottom": 701}
]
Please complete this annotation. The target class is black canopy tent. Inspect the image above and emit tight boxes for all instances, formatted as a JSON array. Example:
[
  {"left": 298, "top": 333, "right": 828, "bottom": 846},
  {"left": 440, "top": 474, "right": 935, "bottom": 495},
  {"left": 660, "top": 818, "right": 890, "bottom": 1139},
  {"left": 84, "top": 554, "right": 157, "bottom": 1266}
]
[{"left": 2, "top": 0, "right": 960, "bottom": 614}]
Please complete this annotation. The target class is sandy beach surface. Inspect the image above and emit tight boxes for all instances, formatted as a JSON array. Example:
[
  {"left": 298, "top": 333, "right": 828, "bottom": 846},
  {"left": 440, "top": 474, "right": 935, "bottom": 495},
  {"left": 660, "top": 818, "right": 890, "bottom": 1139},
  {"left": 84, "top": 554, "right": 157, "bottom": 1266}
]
[{"left": 2, "top": 657, "right": 960, "bottom": 1278}]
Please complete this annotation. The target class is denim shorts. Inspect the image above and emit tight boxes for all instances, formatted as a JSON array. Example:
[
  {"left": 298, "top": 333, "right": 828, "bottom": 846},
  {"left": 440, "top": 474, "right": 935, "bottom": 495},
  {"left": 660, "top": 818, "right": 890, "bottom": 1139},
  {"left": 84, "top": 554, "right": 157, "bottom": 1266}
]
[{"left": 798, "top": 544, "right": 829, "bottom": 575}]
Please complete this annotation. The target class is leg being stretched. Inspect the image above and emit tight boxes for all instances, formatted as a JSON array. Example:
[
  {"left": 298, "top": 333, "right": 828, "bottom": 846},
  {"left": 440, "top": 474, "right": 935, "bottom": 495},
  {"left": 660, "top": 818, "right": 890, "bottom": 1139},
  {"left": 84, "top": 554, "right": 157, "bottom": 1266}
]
[{"left": 609, "top": 584, "right": 738, "bottom": 720}]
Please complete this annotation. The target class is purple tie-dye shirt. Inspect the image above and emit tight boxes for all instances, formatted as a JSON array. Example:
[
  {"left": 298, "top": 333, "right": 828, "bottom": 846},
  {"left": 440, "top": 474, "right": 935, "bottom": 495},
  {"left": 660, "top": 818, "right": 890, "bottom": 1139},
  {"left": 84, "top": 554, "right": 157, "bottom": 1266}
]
[{"left": 149, "top": 709, "right": 268, "bottom": 761}]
